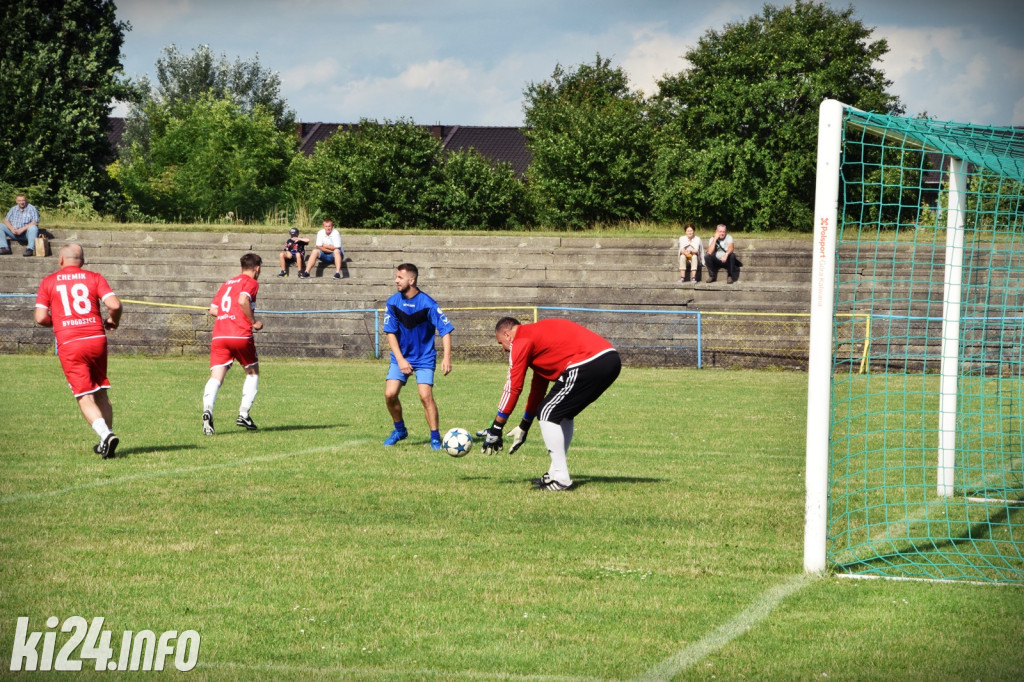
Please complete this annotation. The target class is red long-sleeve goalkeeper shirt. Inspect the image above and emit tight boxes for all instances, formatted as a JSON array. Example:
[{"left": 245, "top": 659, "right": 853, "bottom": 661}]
[{"left": 497, "top": 318, "right": 615, "bottom": 419}]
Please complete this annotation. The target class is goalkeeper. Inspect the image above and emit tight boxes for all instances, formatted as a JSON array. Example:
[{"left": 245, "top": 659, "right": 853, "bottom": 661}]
[{"left": 478, "top": 317, "right": 621, "bottom": 491}]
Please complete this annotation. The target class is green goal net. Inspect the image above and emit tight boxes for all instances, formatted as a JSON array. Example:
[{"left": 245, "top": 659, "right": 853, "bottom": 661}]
[{"left": 805, "top": 100, "right": 1024, "bottom": 583}]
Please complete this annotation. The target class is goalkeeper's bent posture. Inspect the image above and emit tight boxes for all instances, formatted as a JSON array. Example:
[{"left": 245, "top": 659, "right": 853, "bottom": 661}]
[{"left": 479, "top": 317, "right": 621, "bottom": 491}]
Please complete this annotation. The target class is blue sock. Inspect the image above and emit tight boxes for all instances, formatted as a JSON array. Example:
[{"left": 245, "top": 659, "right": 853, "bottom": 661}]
[
  {"left": 430, "top": 429, "right": 440, "bottom": 441},
  {"left": 394, "top": 421, "right": 406, "bottom": 433}
]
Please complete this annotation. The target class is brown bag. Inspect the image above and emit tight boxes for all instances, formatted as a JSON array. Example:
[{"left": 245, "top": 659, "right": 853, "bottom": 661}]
[{"left": 34, "top": 235, "right": 50, "bottom": 257}]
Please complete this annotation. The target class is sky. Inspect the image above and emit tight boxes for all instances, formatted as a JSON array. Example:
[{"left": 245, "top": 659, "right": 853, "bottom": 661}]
[{"left": 113, "top": 0, "right": 1024, "bottom": 127}]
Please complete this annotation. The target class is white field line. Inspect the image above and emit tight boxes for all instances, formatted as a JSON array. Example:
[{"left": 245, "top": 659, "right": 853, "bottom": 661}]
[
  {"left": 966, "top": 496, "right": 1024, "bottom": 506},
  {"left": 198, "top": 661, "right": 603, "bottom": 681},
  {"left": 0, "top": 444, "right": 350, "bottom": 504},
  {"left": 835, "top": 573, "right": 1016, "bottom": 587},
  {"left": 633, "top": 573, "right": 817, "bottom": 682},
  {"left": 6, "top": 445, "right": 821, "bottom": 680}
]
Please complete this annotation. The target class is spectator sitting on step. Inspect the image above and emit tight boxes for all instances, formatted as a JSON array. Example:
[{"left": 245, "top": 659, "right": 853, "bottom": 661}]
[
  {"left": 299, "top": 219, "right": 344, "bottom": 280},
  {"left": 277, "top": 227, "right": 309, "bottom": 277},
  {"left": 704, "top": 223, "right": 739, "bottom": 284},
  {"left": 1, "top": 193, "right": 40, "bottom": 256},
  {"left": 678, "top": 223, "right": 703, "bottom": 283}
]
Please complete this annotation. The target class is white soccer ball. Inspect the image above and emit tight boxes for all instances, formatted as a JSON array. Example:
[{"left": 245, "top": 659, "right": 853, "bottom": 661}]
[{"left": 442, "top": 427, "right": 473, "bottom": 457}]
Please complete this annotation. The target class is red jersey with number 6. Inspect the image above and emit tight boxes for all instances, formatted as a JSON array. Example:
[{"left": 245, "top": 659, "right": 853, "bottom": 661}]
[
  {"left": 35, "top": 266, "right": 116, "bottom": 349},
  {"left": 211, "top": 274, "right": 259, "bottom": 339}
]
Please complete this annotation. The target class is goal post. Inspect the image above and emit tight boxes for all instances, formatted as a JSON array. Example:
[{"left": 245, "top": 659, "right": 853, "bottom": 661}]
[
  {"left": 805, "top": 99, "right": 1024, "bottom": 583},
  {"left": 804, "top": 98, "right": 843, "bottom": 574},
  {"left": 937, "top": 157, "right": 967, "bottom": 498}
]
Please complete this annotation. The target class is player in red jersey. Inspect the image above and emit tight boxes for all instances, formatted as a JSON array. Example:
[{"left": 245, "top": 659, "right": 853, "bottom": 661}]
[
  {"left": 478, "top": 317, "right": 621, "bottom": 491},
  {"left": 35, "top": 244, "right": 123, "bottom": 458},
  {"left": 202, "top": 253, "right": 263, "bottom": 434}
]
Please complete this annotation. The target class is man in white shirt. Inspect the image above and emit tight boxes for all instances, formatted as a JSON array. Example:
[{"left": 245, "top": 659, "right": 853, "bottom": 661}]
[
  {"left": 704, "top": 223, "right": 739, "bottom": 284},
  {"left": 299, "top": 219, "right": 345, "bottom": 279}
]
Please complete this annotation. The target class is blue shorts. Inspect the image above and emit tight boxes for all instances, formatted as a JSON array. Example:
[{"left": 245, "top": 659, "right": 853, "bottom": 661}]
[
  {"left": 317, "top": 252, "right": 338, "bottom": 264},
  {"left": 386, "top": 363, "right": 435, "bottom": 385}
]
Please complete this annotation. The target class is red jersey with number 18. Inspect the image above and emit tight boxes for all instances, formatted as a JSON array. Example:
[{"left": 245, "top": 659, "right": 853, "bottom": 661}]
[
  {"left": 211, "top": 274, "right": 259, "bottom": 339},
  {"left": 36, "top": 266, "right": 116, "bottom": 349}
]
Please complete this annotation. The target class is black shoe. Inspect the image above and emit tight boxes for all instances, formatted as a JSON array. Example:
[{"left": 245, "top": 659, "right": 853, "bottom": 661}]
[
  {"left": 23, "top": 249, "right": 34, "bottom": 257},
  {"left": 93, "top": 443, "right": 103, "bottom": 455},
  {"left": 298, "top": 271, "right": 310, "bottom": 279},
  {"left": 531, "top": 473, "right": 552, "bottom": 486},
  {"left": 727, "top": 276, "right": 734, "bottom": 284},
  {"left": 276, "top": 270, "right": 287, "bottom": 277},
  {"left": 100, "top": 433, "right": 119, "bottom": 459},
  {"left": 202, "top": 410, "right": 215, "bottom": 436},
  {"left": 0, "top": 247, "right": 11, "bottom": 255},
  {"left": 333, "top": 272, "right": 342, "bottom": 279},
  {"left": 236, "top": 414, "right": 258, "bottom": 430},
  {"left": 537, "top": 477, "right": 570, "bottom": 491}
]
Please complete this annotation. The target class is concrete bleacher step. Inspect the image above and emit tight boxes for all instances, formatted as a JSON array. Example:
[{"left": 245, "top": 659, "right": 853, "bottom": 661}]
[
  {"left": 1, "top": 228, "right": 823, "bottom": 364},
  {"left": 1, "top": 251, "right": 811, "bottom": 286}
]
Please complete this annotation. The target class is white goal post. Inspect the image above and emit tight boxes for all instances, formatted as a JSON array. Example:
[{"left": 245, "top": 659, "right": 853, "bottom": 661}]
[{"left": 798, "top": 98, "right": 1024, "bottom": 577}]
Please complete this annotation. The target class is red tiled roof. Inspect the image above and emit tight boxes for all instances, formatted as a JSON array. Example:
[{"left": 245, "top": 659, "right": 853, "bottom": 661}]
[
  {"left": 438, "top": 125, "right": 532, "bottom": 176},
  {"left": 107, "top": 117, "right": 127, "bottom": 150},
  {"left": 297, "top": 122, "right": 351, "bottom": 155}
]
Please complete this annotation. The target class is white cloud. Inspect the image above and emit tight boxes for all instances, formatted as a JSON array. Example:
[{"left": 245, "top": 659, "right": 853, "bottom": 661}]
[
  {"left": 1013, "top": 97, "right": 1024, "bottom": 127},
  {"left": 309, "top": 50, "right": 540, "bottom": 125},
  {"left": 397, "top": 59, "right": 471, "bottom": 90},
  {"left": 109, "top": 100, "right": 130, "bottom": 118},
  {"left": 875, "top": 26, "right": 948, "bottom": 82},
  {"left": 116, "top": 0, "right": 196, "bottom": 35},
  {"left": 620, "top": 27, "right": 692, "bottom": 96},
  {"left": 281, "top": 58, "right": 341, "bottom": 91},
  {"left": 876, "top": 25, "right": 1024, "bottom": 125}
]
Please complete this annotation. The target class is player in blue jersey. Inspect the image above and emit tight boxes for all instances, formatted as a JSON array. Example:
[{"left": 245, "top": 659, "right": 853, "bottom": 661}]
[{"left": 382, "top": 263, "right": 455, "bottom": 449}]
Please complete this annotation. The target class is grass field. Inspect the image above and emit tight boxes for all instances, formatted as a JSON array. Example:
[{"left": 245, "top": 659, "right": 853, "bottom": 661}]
[{"left": 1, "top": 355, "right": 1022, "bottom": 680}]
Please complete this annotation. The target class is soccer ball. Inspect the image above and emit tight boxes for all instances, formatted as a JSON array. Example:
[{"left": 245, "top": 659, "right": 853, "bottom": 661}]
[{"left": 442, "top": 427, "right": 473, "bottom": 457}]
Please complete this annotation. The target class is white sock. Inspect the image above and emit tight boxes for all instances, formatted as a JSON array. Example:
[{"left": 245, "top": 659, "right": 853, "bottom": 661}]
[
  {"left": 539, "top": 419, "right": 573, "bottom": 486},
  {"left": 91, "top": 418, "right": 112, "bottom": 440},
  {"left": 240, "top": 374, "right": 259, "bottom": 417},
  {"left": 203, "top": 377, "right": 222, "bottom": 413},
  {"left": 562, "top": 419, "right": 574, "bottom": 450}
]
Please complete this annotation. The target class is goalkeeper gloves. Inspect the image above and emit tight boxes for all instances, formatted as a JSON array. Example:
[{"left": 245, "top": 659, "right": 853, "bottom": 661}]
[
  {"left": 507, "top": 416, "right": 533, "bottom": 455},
  {"left": 476, "top": 420, "right": 504, "bottom": 455}
]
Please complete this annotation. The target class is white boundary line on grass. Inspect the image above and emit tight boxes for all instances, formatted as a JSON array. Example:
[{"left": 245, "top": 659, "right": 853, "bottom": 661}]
[
  {"left": 198, "top": 576, "right": 819, "bottom": 681},
  {"left": 199, "top": 661, "right": 603, "bottom": 681},
  {"left": 0, "top": 444, "right": 347, "bottom": 504},
  {"left": 633, "top": 573, "right": 816, "bottom": 682},
  {"left": 5, "top": 446, "right": 825, "bottom": 679},
  {"left": 835, "top": 573, "right": 1013, "bottom": 587}
]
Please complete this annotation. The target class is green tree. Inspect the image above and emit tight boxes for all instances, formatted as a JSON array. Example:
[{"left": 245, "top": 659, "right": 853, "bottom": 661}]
[
  {"left": 523, "top": 55, "right": 653, "bottom": 229},
  {"left": 429, "top": 150, "right": 533, "bottom": 229},
  {"left": 293, "top": 119, "right": 442, "bottom": 229},
  {"left": 0, "top": 0, "right": 133, "bottom": 205},
  {"left": 652, "top": 1, "right": 903, "bottom": 231},
  {"left": 152, "top": 44, "right": 293, "bottom": 130},
  {"left": 124, "top": 44, "right": 295, "bottom": 154},
  {"left": 110, "top": 95, "right": 297, "bottom": 221}
]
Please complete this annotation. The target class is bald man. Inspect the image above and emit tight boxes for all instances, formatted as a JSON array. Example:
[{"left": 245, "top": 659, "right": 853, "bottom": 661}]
[{"left": 35, "top": 244, "right": 123, "bottom": 458}]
